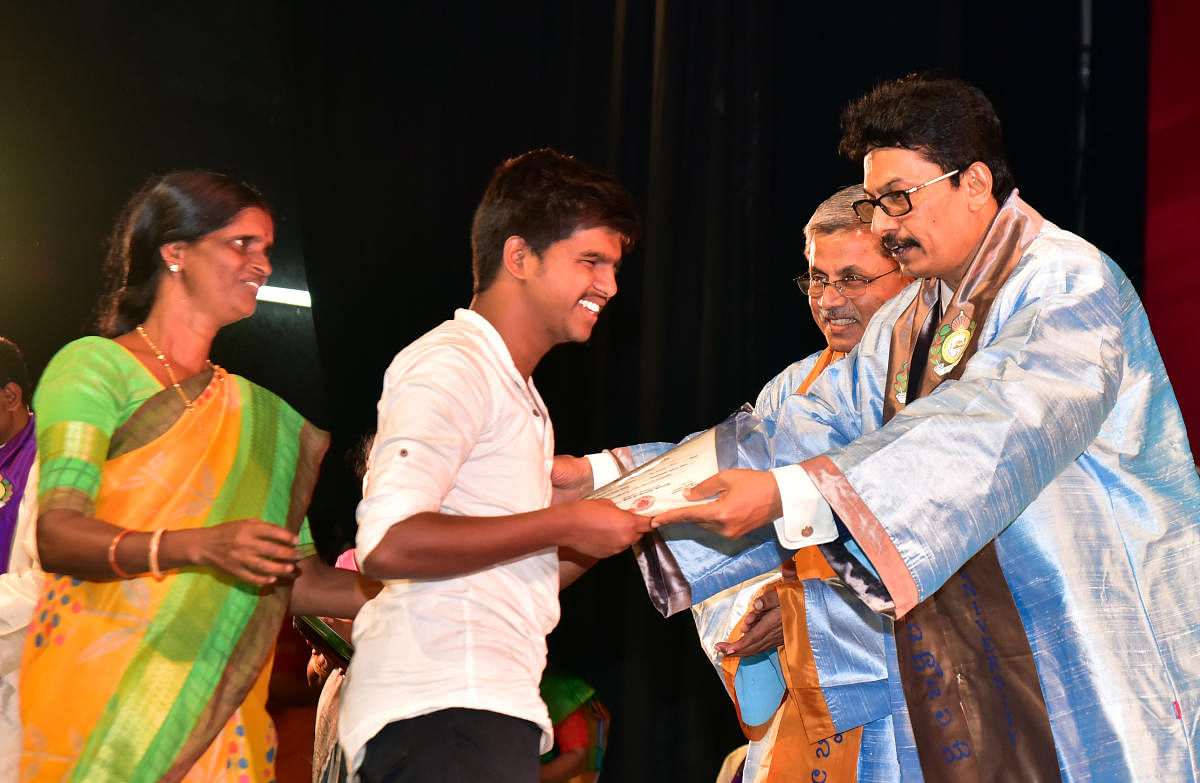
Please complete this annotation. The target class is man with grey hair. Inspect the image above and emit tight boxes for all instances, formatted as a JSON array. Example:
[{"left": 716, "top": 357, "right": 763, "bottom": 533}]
[
  {"left": 555, "top": 184, "right": 913, "bottom": 781},
  {"left": 658, "top": 75, "right": 1200, "bottom": 781},
  {"left": 757, "top": 184, "right": 914, "bottom": 414},
  {"left": 704, "top": 184, "right": 912, "bottom": 781}
]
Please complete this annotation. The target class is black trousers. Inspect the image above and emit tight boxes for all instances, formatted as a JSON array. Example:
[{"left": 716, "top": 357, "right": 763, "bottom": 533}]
[{"left": 358, "top": 708, "right": 542, "bottom": 783}]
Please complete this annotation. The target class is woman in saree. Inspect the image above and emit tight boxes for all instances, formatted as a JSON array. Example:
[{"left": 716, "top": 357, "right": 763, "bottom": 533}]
[{"left": 19, "top": 171, "right": 376, "bottom": 782}]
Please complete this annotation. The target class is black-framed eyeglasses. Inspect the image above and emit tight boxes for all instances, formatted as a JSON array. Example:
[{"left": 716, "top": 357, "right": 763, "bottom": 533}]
[
  {"left": 794, "top": 268, "right": 899, "bottom": 298},
  {"left": 851, "top": 169, "right": 960, "bottom": 223}
]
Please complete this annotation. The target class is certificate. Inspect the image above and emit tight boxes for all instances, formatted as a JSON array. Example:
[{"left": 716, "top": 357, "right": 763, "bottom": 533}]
[
  {"left": 592, "top": 405, "right": 796, "bottom": 617},
  {"left": 587, "top": 427, "right": 720, "bottom": 515}
]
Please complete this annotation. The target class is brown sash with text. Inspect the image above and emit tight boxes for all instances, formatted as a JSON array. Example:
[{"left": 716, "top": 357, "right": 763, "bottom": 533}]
[{"left": 883, "top": 193, "right": 1062, "bottom": 783}]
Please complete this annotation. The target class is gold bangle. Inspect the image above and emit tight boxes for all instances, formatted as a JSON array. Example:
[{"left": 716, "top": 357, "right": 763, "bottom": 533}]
[
  {"left": 108, "top": 529, "right": 136, "bottom": 579},
  {"left": 149, "top": 528, "right": 166, "bottom": 581}
]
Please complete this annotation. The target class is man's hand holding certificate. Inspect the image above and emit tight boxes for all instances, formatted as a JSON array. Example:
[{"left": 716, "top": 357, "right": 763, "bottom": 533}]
[
  {"left": 650, "top": 468, "right": 786, "bottom": 539},
  {"left": 587, "top": 427, "right": 723, "bottom": 516},
  {"left": 575, "top": 407, "right": 807, "bottom": 616}
]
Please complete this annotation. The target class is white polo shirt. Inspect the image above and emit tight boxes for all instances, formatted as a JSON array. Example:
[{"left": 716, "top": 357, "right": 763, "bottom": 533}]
[{"left": 339, "top": 308, "right": 559, "bottom": 772}]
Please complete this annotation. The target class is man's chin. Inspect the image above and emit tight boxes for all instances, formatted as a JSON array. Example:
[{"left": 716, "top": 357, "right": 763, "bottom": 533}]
[
  {"left": 823, "top": 331, "right": 862, "bottom": 354},
  {"left": 568, "top": 324, "right": 597, "bottom": 344}
]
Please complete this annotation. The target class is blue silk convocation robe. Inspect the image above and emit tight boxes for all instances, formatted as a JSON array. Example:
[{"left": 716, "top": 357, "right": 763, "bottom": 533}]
[{"left": 769, "top": 213, "right": 1200, "bottom": 781}]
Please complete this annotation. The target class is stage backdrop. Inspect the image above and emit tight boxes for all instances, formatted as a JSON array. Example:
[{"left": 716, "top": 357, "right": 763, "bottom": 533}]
[{"left": 0, "top": 2, "right": 1177, "bottom": 781}]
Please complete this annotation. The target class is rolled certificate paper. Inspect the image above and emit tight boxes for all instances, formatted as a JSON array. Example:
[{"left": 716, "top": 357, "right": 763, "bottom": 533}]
[
  {"left": 590, "top": 405, "right": 796, "bottom": 616},
  {"left": 587, "top": 403, "right": 770, "bottom": 515}
]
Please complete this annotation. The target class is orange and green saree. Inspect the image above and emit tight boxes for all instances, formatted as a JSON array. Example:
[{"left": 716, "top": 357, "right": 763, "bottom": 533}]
[{"left": 20, "top": 337, "right": 327, "bottom": 783}]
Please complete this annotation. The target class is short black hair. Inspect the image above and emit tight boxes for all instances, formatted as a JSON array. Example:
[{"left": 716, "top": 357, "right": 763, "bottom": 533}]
[
  {"left": 96, "top": 171, "right": 271, "bottom": 337},
  {"left": 0, "top": 337, "right": 32, "bottom": 405},
  {"left": 839, "top": 75, "right": 1015, "bottom": 205},
  {"left": 471, "top": 149, "right": 640, "bottom": 293}
]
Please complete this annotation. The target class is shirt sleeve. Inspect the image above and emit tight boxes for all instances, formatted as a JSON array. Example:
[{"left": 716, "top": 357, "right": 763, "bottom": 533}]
[
  {"left": 771, "top": 463, "right": 836, "bottom": 548},
  {"left": 355, "top": 343, "right": 492, "bottom": 560},
  {"left": 584, "top": 452, "right": 622, "bottom": 488}
]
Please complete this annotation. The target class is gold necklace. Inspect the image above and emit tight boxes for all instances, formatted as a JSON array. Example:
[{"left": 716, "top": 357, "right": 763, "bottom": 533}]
[{"left": 134, "top": 325, "right": 212, "bottom": 411}]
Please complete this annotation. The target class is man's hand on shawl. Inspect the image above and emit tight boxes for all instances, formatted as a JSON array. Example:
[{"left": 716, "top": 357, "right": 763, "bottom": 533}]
[
  {"left": 190, "top": 519, "right": 300, "bottom": 584},
  {"left": 651, "top": 469, "right": 782, "bottom": 539},
  {"left": 551, "top": 455, "right": 594, "bottom": 504},
  {"left": 715, "top": 581, "right": 784, "bottom": 658}
]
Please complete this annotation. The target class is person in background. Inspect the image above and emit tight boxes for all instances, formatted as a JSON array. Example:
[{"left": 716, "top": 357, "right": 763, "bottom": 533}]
[
  {"left": 555, "top": 184, "right": 913, "bottom": 782},
  {"left": 0, "top": 337, "right": 39, "bottom": 781},
  {"left": 538, "top": 667, "right": 609, "bottom": 783},
  {"left": 655, "top": 75, "right": 1200, "bottom": 781},
  {"left": 19, "top": 171, "right": 376, "bottom": 782}
]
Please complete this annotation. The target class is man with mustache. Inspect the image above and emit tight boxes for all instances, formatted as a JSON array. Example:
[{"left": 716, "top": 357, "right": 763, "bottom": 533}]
[
  {"left": 705, "top": 184, "right": 914, "bottom": 782},
  {"left": 655, "top": 75, "right": 1200, "bottom": 781},
  {"left": 558, "top": 184, "right": 913, "bottom": 782}
]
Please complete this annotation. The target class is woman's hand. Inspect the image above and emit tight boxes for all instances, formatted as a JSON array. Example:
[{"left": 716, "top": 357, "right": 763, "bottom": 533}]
[
  {"left": 171, "top": 519, "right": 300, "bottom": 584},
  {"left": 37, "top": 510, "right": 299, "bottom": 583}
]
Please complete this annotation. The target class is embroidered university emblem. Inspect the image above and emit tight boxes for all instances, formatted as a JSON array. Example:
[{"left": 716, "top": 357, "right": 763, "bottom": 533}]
[{"left": 930, "top": 310, "right": 975, "bottom": 376}]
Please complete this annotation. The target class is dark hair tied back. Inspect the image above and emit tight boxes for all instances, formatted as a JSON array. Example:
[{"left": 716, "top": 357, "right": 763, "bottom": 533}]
[{"left": 96, "top": 171, "right": 271, "bottom": 337}]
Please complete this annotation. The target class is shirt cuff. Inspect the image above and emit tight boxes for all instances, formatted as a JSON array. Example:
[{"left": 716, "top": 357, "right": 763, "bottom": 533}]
[
  {"left": 771, "top": 463, "right": 837, "bottom": 548},
  {"left": 585, "top": 452, "right": 622, "bottom": 490}
]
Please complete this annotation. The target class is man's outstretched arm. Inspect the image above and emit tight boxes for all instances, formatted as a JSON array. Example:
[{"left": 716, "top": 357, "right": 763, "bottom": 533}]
[{"left": 361, "top": 499, "right": 649, "bottom": 581}]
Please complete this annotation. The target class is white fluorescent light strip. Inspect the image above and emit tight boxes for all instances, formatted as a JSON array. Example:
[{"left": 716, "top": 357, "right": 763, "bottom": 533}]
[{"left": 257, "top": 285, "right": 311, "bottom": 308}]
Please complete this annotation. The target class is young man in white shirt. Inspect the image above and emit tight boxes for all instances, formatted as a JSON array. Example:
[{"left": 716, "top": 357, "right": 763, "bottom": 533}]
[{"left": 339, "top": 148, "right": 649, "bottom": 782}]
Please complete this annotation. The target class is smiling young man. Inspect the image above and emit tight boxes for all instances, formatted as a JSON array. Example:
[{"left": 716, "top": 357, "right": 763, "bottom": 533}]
[
  {"left": 338, "top": 149, "right": 649, "bottom": 783},
  {"left": 654, "top": 76, "right": 1200, "bottom": 780}
]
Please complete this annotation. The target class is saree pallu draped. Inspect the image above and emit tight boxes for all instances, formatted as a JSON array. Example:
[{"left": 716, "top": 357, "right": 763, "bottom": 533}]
[{"left": 21, "top": 358, "right": 327, "bottom": 783}]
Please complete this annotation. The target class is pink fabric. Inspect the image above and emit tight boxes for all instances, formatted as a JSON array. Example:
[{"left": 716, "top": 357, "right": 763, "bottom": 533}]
[{"left": 335, "top": 548, "right": 359, "bottom": 572}]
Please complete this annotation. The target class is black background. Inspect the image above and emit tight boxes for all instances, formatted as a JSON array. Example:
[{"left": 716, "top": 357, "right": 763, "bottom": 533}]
[{"left": 0, "top": 3, "right": 1149, "bottom": 779}]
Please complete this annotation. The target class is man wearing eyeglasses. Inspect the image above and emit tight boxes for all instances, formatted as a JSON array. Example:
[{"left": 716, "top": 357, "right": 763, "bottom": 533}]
[
  {"left": 793, "top": 189, "right": 913, "bottom": 354},
  {"left": 654, "top": 75, "right": 1200, "bottom": 781},
  {"left": 717, "top": 184, "right": 914, "bottom": 782},
  {"left": 555, "top": 185, "right": 913, "bottom": 782}
]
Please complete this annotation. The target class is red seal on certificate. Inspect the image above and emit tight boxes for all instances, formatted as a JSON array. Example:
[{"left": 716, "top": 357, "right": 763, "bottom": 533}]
[{"left": 633, "top": 495, "right": 655, "bottom": 513}]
